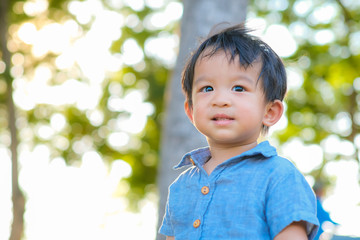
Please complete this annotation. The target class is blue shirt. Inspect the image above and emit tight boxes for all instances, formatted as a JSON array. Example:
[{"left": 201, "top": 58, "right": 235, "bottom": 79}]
[{"left": 159, "top": 141, "right": 319, "bottom": 239}]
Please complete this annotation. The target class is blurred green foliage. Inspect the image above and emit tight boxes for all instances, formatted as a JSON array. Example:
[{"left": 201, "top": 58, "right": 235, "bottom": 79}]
[
  {"left": 1, "top": 0, "right": 360, "bottom": 213},
  {"left": 1, "top": 0, "right": 177, "bottom": 210},
  {"left": 252, "top": 0, "right": 360, "bottom": 185}
]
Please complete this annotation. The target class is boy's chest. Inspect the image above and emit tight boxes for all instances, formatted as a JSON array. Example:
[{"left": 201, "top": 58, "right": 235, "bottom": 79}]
[
  {"left": 173, "top": 168, "right": 268, "bottom": 215},
  {"left": 169, "top": 167, "right": 272, "bottom": 239}
]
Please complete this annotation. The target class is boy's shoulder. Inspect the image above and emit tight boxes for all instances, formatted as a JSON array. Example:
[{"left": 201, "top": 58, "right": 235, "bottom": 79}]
[
  {"left": 256, "top": 152, "right": 296, "bottom": 170},
  {"left": 242, "top": 145, "right": 302, "bottom": 180}
]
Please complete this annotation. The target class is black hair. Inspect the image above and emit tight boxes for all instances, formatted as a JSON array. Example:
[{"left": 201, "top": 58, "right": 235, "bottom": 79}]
[{"left": 181, "top": 23, "right": 287, "bottom": 134}]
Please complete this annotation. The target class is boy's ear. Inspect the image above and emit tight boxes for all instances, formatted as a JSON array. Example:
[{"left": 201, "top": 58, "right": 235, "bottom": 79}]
[
  {"left": 263, "top": 100, "right": 284, "bottom": 127},
  {"left": 184, "top": 101, "right": 194, "bottom": 123}
]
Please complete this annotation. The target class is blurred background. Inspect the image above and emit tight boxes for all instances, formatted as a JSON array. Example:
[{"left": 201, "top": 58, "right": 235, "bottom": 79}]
[{"left": 0, "top": 0, "right": 360, "bottom": 239}]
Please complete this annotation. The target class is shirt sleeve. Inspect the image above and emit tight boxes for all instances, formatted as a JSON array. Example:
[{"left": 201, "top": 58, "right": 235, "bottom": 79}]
[
  {"left": 265, "top": 165, "right": 319, "bottom": 239},
  {"left": 158, "top": 193, "right": 174, "bottom": 237}
]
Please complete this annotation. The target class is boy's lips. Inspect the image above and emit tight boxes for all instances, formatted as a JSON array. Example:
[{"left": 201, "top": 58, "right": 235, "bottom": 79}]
[{"left": 211, "top": 114, "right": 234, "bottom": 121}]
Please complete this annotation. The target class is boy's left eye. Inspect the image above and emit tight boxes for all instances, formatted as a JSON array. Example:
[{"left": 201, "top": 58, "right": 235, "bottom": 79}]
[
  {"left": 200, "top": 86, "right": 213, "bottom": 92},
  {"left": 232, "top": 86, "right": 245, "bottom": 92}
]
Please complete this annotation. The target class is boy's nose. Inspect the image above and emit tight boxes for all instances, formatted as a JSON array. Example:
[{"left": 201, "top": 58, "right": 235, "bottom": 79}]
[{"left": 212, "top": 90, "right": 231, "bottom": 107}]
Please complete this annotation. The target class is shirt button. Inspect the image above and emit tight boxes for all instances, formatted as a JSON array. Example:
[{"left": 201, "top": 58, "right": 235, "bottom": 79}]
[
  {"left": 193, "top": 219, "right": 201, "bottom": 228},
  {"left": 201, "top": 186, "right": 209, "bottom": 195}
]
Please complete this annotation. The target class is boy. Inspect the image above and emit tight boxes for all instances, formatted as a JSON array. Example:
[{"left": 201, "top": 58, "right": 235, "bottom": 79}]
[{"left": 159, "top": 24, "right": 319, "bottom": 240}]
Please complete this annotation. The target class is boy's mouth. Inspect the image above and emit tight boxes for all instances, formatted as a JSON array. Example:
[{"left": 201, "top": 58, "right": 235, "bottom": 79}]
[{"left": 211, "top": 114, "right": 234, "bottom": 121}]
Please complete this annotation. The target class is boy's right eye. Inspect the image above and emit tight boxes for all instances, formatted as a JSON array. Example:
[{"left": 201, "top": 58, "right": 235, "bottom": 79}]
[{"left": 201, "top": 86, "right": 213, "bottom": 92}]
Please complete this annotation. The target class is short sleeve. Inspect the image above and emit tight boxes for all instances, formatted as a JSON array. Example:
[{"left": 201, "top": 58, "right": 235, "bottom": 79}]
[
  {"left": 159, "top": 193, "right": 174, "bottom": 237},
  {"left": 265, "top": 168, "right": 319, "bottom": 239}
]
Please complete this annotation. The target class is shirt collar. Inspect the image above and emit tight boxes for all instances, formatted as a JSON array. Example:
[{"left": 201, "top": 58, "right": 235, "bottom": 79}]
[{"left": 174, "top": 140, "right": 277, "bottom": 170}]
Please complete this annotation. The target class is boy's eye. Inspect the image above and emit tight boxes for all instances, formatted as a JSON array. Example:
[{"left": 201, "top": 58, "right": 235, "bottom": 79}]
[
  {"left": 232, "top": 86, "right": 245, "bottom": 92},
  {"left": 201, "top": 86, "right": 213, "bottom": 92}
]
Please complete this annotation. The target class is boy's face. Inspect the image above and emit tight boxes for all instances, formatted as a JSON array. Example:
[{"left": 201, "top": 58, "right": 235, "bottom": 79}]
[{"left": 185, "top": 51, "right": 281, "bottom": 147}]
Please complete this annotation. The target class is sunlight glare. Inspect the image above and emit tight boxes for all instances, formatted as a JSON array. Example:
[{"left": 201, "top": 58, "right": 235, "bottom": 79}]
[
  {"left": 110, "top": 160, "right": 132, "bottom": 179},
  {"left": 267, "top": 0, "right": 288, "bottom": 11},
  {"left": 332, "top": 112, "right": 352, "bottom": 136},
  {"left": 123, "top": 0, "right": 145, "bottom": 11},
  {"left": 145, "top": 34, "right": 178, "bottom": 67},
  {"left": 17, "top": 22, "right": 37, "bottom": 45},
  {"left": 73, "top": 136, "right": 94, "bottom": 154},
  {"left": 107, "top": 96, "right": 125, "bottom": 112},
  {"left": 50, "top": 113, "right": 67, "bottom": 132},
  {"left": 108, "top": 132, "right": 130, "bottom": 148},
  {"left": 68, "top": 0, "right": 103, "bottom": 25},
  {"left": 118, "top": 110, "right": 152, "bottom": 134},
  {"left": 34, "top": 64, "right": 52, "bottom": 83},
  {"left": 18, "top": 144, "right": 51, "bottom": 191},
  {"left": 123, "top": 90, "right": 146, "bottom": 112},
  {"left": 143, "top": 2, "right": 182, "bottom": 31},
  {"left": 126, "top": 14, "right": 141, "bottom": 29},
  {"left": 289, "top": 21, "right": 311, "bottom": 42},
  {"left": 323, "top": 160, "right": 360, "bottom": 236},
  {"left": 164, "top": 1, "right": 183, "bottom": 22},
  {"left": 14, "top": 78, "right": 100, "bottom": 110},
  {"left": 86, "top": 109, "right": 105, "bottom": 126},
  {"left": 92, "top": 11, "right": 124, "bottom": 41},
  {"left": 145, "top": 0, "right": 165, "bottom": 9},
  {"left": 145, "top": 12, "right": 170, "bottom": 29},
  {"left": 52, "top": 136, "right": 70, "bottom": 151},
  {"left": 282, "top": 138, "right": 323, "bottom": 173},
  {"left": 313, "top": 29, "right": 335, "bottom": 45},
  {"left": 286, "top": 67, "right": 304, "bottom": 90},
  {"left": 321, "top": 135, "right": 355, "bottom": 156},
  {"left": 15, "top": 149, "right": 159, "bottom": 240},
  {"left": 81, "top": 151, "right": 106, "bottom": 176},
  {"left": 33, "top": 23, "right": 71, "bottom": 57},
  {"left": 293, "top": 0, "right": 313, "bottom": 17},
  {"left": 263, "top": 24, "right": 297, "bottom": 57},
  {"left": 107, "top": 89, "right": 153, "bottom": 116},
  {"left": 308, "top": 3, "right": 338, "bottom": 25},
  {"left": 349, "top": 31, "right": 360, "bottom": 55},
  {"left": 55, "top": 49, "right": 76, "bottom": 69},
  {"left": 109, "top": 82, "right": 123, "bottom": 95},
  {"left": 23, "top": 0, "right": 48, "bottom": 16},
  {"left": 121, "top": 39, "right": 144, "bottom": 66},
  {"left": 36, "top": 124, "right": 55, "bottom": 140}
]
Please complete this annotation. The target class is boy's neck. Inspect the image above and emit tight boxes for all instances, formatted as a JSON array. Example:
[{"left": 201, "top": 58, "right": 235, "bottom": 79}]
[{"left": 204, "top": 141, "right": 258, "bottom": 175}]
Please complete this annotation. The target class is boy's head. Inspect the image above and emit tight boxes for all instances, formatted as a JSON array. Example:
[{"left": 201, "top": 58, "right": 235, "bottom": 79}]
[{"left": 182, "top": 23, "right": 287, "bottom": 134}]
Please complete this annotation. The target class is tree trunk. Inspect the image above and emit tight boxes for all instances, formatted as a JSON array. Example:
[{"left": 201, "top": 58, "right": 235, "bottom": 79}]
[
  {"left": 0, "top": 1, "right": 26, "bottom": 240},
  {"left": 157, "top": 0, "right": 248, "bottom": 239}
]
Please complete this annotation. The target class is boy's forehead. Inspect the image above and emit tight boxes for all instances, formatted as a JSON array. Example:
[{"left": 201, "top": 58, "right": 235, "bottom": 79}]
[
  {"left": 196, "top": 48, "right": 262, "bottom": 68},
  {"left": 195, "top": 49, "right": 263, "bottom": 75}
]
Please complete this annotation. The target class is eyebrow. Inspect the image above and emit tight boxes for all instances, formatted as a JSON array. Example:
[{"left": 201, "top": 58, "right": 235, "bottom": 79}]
[
  {"left": 193, "top": 76, "right": 208, "bottom": 86},
  {"left": 193, "top": 74, "right": 256, "bottom": 86}
]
